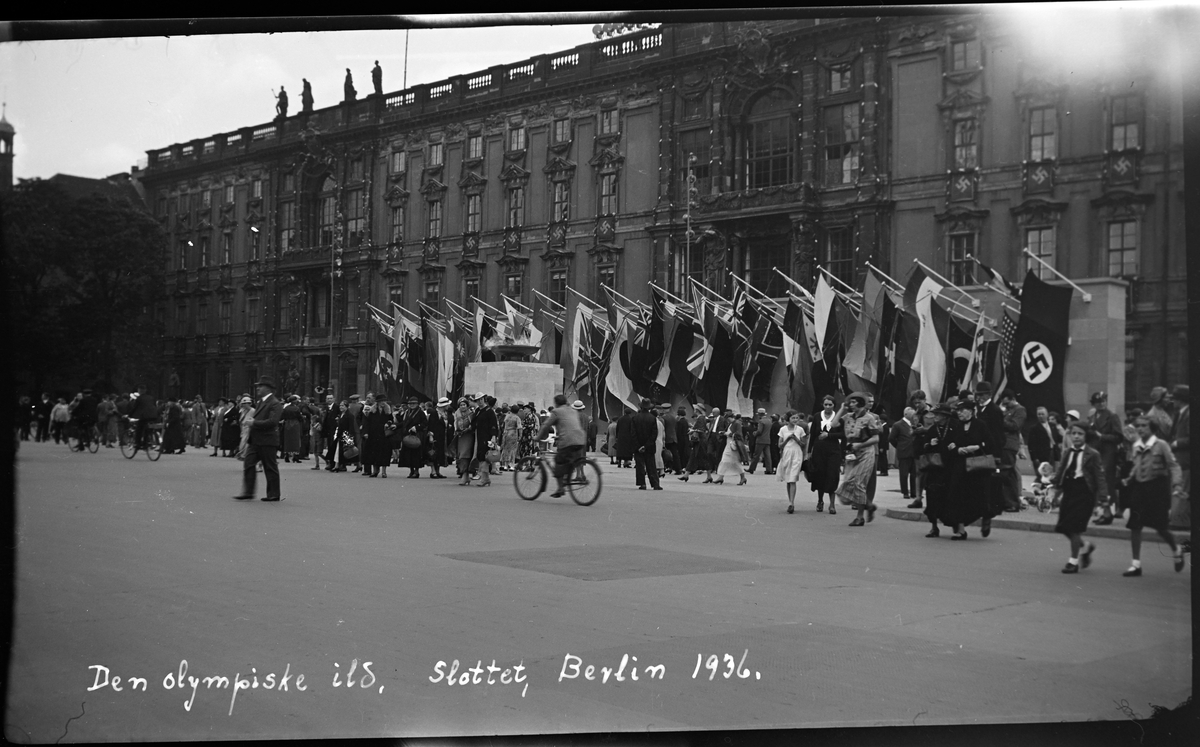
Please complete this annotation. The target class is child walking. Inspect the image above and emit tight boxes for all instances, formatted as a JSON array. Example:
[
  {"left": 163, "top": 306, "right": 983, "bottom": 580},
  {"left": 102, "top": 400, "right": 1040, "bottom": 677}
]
[
  {"left": 1121, "top": 416, "right": 1187, "bottom": 576},
  {"left": 1053, "top": 423, "right": 1106, "bottom": 573}
]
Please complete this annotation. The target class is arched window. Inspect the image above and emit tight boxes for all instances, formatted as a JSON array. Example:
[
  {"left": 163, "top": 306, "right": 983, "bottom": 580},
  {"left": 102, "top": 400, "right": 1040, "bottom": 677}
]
[{"left": 743, "top": 90, "right": 796, "bottom": 189}]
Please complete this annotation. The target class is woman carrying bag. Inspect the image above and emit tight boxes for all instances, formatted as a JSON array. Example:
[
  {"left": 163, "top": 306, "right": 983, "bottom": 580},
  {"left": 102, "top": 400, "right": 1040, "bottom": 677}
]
[{"left": 944, "top": 397, "right": 998, "bottom": 540}]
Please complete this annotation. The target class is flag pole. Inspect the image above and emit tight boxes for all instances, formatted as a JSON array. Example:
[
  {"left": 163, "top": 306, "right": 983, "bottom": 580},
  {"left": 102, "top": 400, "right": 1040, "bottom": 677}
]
[
  {"left": 965, "top": 254, "right": 1022, "bottom": 303},
  {"left": 773, "top": 267, "right": 815, "bottom": 301},
  {"left": 647, "top": 281, "right": 694, "bottom": 311},
  {"left": 730, "top": 273, "right": 785, "bottom": 314},
  {"left": 817, "top": 266, "right": 864, "bottom": 303},
  {"left": 501, "top": 293, "right": 535, "bottom": 315},
  {"left": 863, "top": 261, "right": 904, "bottom": 292},
  {"left": 532, "top": 288, "right": 566, "bottom": 314},
  {"left": 1021, "top": 247, "right": 1092, "bottom": 302},
  {"left": 912, "top": 258, "right": 983, "bottom": 308},
  {"left": 601, "top": 283, "right": 647, "bottom": 312},
  {"left": 688, "top": 276, "right": 730, "bottom": 305},
  {"left": 816, "top": 267, "right": 863, "bottom": 312}
]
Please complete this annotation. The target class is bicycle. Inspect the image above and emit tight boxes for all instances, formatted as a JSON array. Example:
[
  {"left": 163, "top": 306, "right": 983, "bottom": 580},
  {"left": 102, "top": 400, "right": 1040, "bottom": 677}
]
[
  {"left": 66, "top": 422, "right": 100, "bottom": 453},
  {"left": 119, "top": 417, "right": 162, "bottom": 461},
  {"left": 514, "top": 447, "right": 602, "bottom": 506}
]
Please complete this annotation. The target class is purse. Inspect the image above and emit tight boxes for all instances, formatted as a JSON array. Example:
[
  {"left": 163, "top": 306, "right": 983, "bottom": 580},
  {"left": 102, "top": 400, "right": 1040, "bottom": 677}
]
[
  {"left": 965, "top": 454, "right": 997, "bottom": 472},
  {"left": 341, "top": 432, "right": 359, "bottom": 460},
  {"left": 916, "top": 452, "right": 944, "bottom": 471},
  {"left": 401, "top": 433, "right": 422, "bottom": 450}
]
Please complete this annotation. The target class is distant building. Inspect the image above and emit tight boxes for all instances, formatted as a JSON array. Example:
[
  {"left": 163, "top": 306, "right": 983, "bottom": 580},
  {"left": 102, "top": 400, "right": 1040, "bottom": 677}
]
[
  {"left": 0, "top": 107, "right": 14, "bottom": 193},
  {"left": 135, "top": 16, "right": 1184, "bottom": 408}
]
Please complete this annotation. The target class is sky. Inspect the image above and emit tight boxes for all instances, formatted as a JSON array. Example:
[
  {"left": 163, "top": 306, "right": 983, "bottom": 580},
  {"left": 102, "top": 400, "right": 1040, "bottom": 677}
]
[{"left": 0, "top": 18, "right": 603, "bottom": 181}]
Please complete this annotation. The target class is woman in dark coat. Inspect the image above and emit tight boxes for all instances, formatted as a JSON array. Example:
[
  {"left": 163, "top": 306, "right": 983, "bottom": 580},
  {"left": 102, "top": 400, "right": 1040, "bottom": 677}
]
[
  {"left": 360, "top": 395, "right": 393, "bottom": 478},
  {"left": 280, "top": 395, "right": 303, "bottom": 462},
  {"left": 675, "top": 408, "right": 692, "bottom": 472},
  {"left": 807, "top": 395, "right": 844, "bottom": 513},
  {"left": 396, "top": 396, "right": 429, "bottom": 477},
  {"left": 469, "top": 395, "right": 499, "bottom": 486},
  {"left": 161, "top": 397, "right": 187, "bottom": 454},
  {"left": 615, "top": 408, "right": 636, "bottom": 468},
  {"left": 220, "top": 398, "right": 243, "bottom": 455},
  {"left": 917, "top": 403, "right": 956, "bottom": 537},
  {"left": 944, "top": 397, "right": 997, "bottom": 540}
]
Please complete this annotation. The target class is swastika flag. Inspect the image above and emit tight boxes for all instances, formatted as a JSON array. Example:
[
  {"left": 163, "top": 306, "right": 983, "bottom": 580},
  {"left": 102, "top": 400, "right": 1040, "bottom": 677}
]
[{"left": 1006, "top": 271, "right": 1072, "bottom": 416}]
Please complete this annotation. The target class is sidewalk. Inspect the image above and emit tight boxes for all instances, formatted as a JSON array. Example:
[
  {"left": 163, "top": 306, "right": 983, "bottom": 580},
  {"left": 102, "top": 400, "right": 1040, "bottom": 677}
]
[{"left": 869, "top": 467, "right": 1181, "bottom": 545}]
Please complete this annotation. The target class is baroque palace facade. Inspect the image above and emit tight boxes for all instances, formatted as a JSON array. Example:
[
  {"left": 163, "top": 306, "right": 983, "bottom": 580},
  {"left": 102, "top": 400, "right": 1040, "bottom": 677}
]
[{"left": 137, "top": 15, "right": 1185, "bottom": 408}]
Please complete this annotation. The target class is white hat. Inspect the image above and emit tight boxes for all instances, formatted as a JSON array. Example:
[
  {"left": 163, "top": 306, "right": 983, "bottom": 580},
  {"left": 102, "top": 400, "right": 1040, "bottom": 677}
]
[
  {"left": 473, "top": 391, "right": 487, "bottom": 400},
  {"left": 436, "top": 397, "right": 451, "bottom": 407},
  {"left": 756, "top": 408, "right": 766, "bottom": 414},
  {"left": 1066, "top": 409, "right": 1081, "bottom": 420},
  {"left": 572, "top": 400, "right": 585, "bottom": 410},
  {"left": 240, "top": 396, "right": 252, "bottom": 405}
]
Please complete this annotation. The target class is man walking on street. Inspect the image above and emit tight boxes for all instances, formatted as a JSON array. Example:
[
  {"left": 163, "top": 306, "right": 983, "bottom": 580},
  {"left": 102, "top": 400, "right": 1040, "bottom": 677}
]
[
  {"left": 632, "top": 398, "right": 662, "bottom": 490},
  {"left": 234, "top": 376, "right": 284, "bottom": 502},
  {"left": 998, "top": 390, "right": 1027, "bottom": 511},
  {"left": 748, "top": 408, "right": 774, "bottom": 475},
  {"left": 1089, "top": 391, "right": 1124, "bottom": 524}
]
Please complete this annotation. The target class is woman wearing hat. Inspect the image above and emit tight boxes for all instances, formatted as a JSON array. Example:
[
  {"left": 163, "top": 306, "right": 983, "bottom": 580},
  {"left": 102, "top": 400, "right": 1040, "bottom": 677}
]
[
  {"left": 237, "top": 395, "right": 256, "bottom": 460},
  {"left": 681, "top": 407, "right": 714, "bottom": 482},
  {"left": 714, "top": 413, "right": 748, "bottom": 486},
  {"left": 360, "top": 394, "right": 393, "bottom": 478},
  {"left": 425, "top": 399, "right": 450, "bottom": 478},
  {"left": 453, "top": 398, "right": 476, "bottom": 483},
  {"left": 397, "top": 396, "right": 429, "bottom": 478},
  {"left": 833, "top": 393, "right": 879, "bottom": 525},
  {"left": 468, "top": 395, "right": 499, "bottom": 486},
  {"left": 162, "top": 396, "right": 188, "bottom": 454},
  {"left": 807, "top": 395, "right": 844, "bottom": 513},
  {"left": 280, "top": 394, "right": 304, "bottom": 463},
  {"left": 916, "top": 401, "right": 956, "bottom": 537},
  {"left": 220, "top": 397, "right": 244, "bottom": 457},
  {"left": 500, "top": 404, "right": 521, "bottom": 471},
  {"left": 944, "top": 396, "right": 997, "bottom": 540}
]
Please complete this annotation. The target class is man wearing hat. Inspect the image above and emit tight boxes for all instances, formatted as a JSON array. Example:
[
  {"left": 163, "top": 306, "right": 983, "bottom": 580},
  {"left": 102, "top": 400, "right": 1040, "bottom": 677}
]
[
  {"left": 631, "top": 398, "right": 663, "bottom": 490},
  {"left": 346, "top": 394, "right": 365, "bottom": 473},
  {"left": 234, "top": 376, "right": 284, "bottom": 502},
  {"left": 397, "top": 396, "right": 428, "bottom": 478},
  {"left": 71, "top": 388, "right": 99, "bottom": 451},
  {"left": 748, "top": 408, "right": 774, "bottom": 475},
  {"left": 1086, "top": 391, "right": 1125, "bottom": 524},
  {"left": 1146, "top": 386, "right": 1174, "bottom": 441},
  {"left": 1168, "top": 385, "right": 1190, "bottom": 529}
]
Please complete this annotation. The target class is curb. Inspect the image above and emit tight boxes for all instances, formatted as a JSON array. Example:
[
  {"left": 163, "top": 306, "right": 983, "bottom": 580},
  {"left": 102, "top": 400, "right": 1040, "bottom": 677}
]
[{"left": 883, "top": 508, "right": 1175, "bottom": 544}]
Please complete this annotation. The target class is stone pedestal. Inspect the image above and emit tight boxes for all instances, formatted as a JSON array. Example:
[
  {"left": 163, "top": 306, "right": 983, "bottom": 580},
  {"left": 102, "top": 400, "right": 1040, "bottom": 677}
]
[{"left": 464, "top": 361, "right": 563, "bottom": 410}]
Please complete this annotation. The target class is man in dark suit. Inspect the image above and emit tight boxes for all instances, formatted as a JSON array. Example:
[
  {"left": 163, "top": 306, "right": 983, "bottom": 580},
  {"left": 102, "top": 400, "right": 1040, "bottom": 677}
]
[
  {"left": 999, "top": 389, "right": 1027, "bottom": 512},
  {"left": 235, "top": 376, "right": 284, "bottom": 502},
  {"left": 632, "top": 398, "right": 662, "bottom": 490},
  {"left": 1088, "top": 391, "right": 1124, "bottom": 524},
  {"left": 890, "top": 407, "right": 918, "bottom": 507},
  {"left": 1026, "top": 406, "right": 1061, "bottom": 469}
]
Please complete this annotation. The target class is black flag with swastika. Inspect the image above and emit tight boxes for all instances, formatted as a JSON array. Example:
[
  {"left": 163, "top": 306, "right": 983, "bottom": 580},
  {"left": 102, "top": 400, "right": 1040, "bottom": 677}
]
[{"left": 1006, "top": 270, "right": 1072, "bottom": 416}]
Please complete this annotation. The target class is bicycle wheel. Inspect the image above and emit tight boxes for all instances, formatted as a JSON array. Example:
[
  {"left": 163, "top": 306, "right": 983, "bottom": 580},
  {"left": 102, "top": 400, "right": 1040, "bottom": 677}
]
[
  {"left": 145, "top": 438, "right": 162, "bottom": 461},
  {"left": 513, "top": 456, "right": 547, "bottom": 500},
  {"left": 87, "top": 427, "right": 100, "bottom": 453},
  {"left": 120, "top": 426, "right": 138, "bottom": 459},
  {"left": 567, "top": 459, "right": 602, "bottom": 506}
]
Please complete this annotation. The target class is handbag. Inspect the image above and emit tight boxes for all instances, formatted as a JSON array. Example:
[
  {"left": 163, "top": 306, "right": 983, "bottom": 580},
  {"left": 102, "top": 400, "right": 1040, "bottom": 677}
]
[
  {"left": 401, "top": 433, "right": 422, "bottom": 450},
  {"left": 965, "top": 454, "right": 997, "bottom": 472},
  {"left": 341, "top": 432, "right": 359, "bottom": 460},
  {"left": 916, "top": 452, "right": 944, "bottom": 471},
  {"left": 383, "top": 421, "right": 397, "bottom": 436}
]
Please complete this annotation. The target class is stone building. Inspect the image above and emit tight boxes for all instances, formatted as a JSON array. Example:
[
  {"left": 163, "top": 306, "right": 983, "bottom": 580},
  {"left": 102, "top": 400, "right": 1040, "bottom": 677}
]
[{"left": 136, "top": 15, "right": 1184, "bottom": 409}]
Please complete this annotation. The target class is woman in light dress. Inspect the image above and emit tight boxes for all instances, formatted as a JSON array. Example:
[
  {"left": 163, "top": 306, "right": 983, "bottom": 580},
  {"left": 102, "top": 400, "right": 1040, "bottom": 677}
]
[
  {"left": 500, "top": 405, "right": 521, "bottom": 471},
  {"left": 237, "top": 396, "right": 255, "bottom": 460},
  {"left": 776, "top": 411, "right": 808, "bottom": 514},
  {"left": 834, "top": 392, "right": 881, "bottom": 526},
  {"left": 714, "top": 413, "right": 748, "bottom": 486}
]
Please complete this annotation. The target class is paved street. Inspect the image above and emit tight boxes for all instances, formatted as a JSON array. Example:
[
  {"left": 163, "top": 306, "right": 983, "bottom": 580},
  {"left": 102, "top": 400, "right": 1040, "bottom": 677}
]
[{"left": 4, "top": 440, "right": 1191, "bottom": 742}]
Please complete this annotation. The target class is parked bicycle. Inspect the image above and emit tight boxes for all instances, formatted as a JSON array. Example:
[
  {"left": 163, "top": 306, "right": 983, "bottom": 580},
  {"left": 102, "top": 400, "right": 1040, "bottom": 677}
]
[{"left": 513, "top": 446, "right": 602, "bottom": 506}]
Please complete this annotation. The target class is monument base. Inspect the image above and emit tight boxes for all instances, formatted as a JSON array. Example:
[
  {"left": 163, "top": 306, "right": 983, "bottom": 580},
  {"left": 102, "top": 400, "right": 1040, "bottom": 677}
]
[{"left": 464, "top": 361, "right": 563, "bottom": 410}]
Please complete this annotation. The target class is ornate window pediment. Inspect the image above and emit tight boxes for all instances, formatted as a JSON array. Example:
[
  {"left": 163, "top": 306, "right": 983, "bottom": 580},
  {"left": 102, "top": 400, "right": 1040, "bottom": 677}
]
[
  {"left": 934, "top": 205, "right": 989, "bottom": 233},
  {"left": 500, "top": 163, "right": 531, "bottom": 185},
  {"left": 1010, "top": 198, "right": 1068, "bottom": 226},
  {"left": 588, "top": 147, "right": 624, "bottom": 173},
  {"left": 456, "top": 258, "right": 486, "bottom": 278},
  {"left": 587, "top": 243, "right": 623, "bottom": 265},
  {"left": 385, "top": 185, "right": 410, "bottom": 207},
  {"left": 938, "top": 89, "right": 989, "bottom": 119},
  {"left": 245, "top": 208, "right": 264, "bottom": 226},
  {"left": 419, "top": 179, "right": 448, "bottom": 198},
  {"left": 495, "top": 254, "right": 530, "bottom": 272},
  {"left": 1091, "top": 189, "right": 1154, "bottom": 219},
  {"left": 458, "top": 171, "right": 488, "bottom": 195},
  {"left": 542, "top": 248, "right": 575, "bottom": 269},
  {"left": 543, "top": 156, "right": 577, "bottom": 181},
  {"left": 416, "top": 262, "right": 446, "bottom": 278}
]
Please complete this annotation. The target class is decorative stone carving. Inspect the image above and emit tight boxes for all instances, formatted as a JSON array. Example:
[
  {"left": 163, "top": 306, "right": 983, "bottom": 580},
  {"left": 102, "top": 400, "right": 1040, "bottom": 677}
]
[
  {"left": 1010, "top": 198, "right": 1068, "bottom": 226},
  {"left": 694, "top": 182, "right": 815, "bottom": 215},
  {"left": 724, "top": 22, "right": 797, "bottom": 93},
  {"left": 897, "top": 23, "right": 938, "bottom": 43},
  {"left": 587, "top": 242, "right": 623, "bottom": 265},
  {"left": 542, "top": 248, "right": 575, "bottom": 270},
  {"left": 458, "top": 171, "right": 488, "bottom": 194},
  {"left": 499, "top": 163, "right": 531, "bottom": 185}
]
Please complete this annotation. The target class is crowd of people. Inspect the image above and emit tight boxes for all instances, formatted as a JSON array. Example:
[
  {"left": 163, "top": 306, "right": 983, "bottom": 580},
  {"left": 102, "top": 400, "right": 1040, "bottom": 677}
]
[{"left": 15, "top": 376, "right": 1190, "bottom": 575}]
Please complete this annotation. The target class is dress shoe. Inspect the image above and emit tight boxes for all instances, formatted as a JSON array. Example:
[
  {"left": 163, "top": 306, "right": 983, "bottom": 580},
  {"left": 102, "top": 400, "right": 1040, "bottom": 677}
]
[
  {"left": 550, "top": 490, "right": 565, "bottom": 498},
  {"left": 907, "top": 500, "right": 924, "bottom": 509},
  {"left": 1080, "top": 543, "right": 1095, "bottom": 569},
  {"left": 653, "top": 486, "right": 663, "bottom": 490},
  {"left": 981, "top": 518, "right": 991, "bottom": 538},
  {"left": 1122, "top": 566, "right": 1142, "bottom": 577},
  {"left": 925, "top": 528, "right": 940, "bottom": 538},
  {"left": 261, "top": 496, "right": 282, "bottom": 502},
  {"left": 1061, "top": 562, "right": 1079, "bottom": 574},
  {"left": 867, "top": 505, "right": 876, "bottom": 522},
  {"left": 638, "top": 485, "right": 647, "bottom": 490},
  {"left": 950, "top": 531, "right": 968, "bottom": 541},
  {"left": 1093, "top": 515, "right": 1114, "bottom": 526},
  {"left": 787, "top": 504, "right": 794, "bottom": 514},
  {"left": 848, "top": 518, "right": 865, "bottom": 527},
  {"left": 232, "top": 495, "right": 254, "bottom": 501},
  {"left": 1175, "top": 553, "right": 1186, "bottom": 573}
]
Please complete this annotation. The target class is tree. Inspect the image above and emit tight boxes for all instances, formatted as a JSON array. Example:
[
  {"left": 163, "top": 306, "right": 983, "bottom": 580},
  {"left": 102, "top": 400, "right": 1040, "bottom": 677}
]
[{"left": 2, "top": 180, "right": 167, "bottom": 395}]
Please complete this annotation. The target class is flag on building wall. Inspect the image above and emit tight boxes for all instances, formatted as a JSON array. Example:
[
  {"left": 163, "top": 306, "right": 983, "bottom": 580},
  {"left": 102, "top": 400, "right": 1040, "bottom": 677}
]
[
  {"left": 843, "top": 268, "right": 886, "bottom": 383},
  {"left": 1006, "top": 270, "right": 1071, "bottom": 415},
  {"left": 782, "top": 297, "right": 816, "bottom": 414}
]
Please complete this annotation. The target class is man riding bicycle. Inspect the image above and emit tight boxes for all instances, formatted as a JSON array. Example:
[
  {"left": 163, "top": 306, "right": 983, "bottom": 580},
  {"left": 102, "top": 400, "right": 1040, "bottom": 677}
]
[
  {"left": 536, "top": 393, "right": 586, "bottom": 498},
  {"left": 128, "top": 385, "right": 160, "bottom": 450}
]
